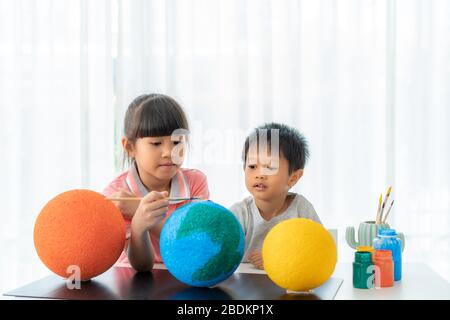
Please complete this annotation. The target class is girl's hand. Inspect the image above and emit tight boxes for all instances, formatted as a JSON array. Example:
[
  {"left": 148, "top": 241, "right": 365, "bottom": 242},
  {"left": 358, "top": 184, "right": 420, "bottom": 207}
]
[
  {"left": 110, "top": 188, "right": 139, "bottom": 219},
  {"left": 248, "top": 250, "right": 264, "bottom": 270},
  {"left": 131, "top": 191, "right": 169, "bottom": 236}
]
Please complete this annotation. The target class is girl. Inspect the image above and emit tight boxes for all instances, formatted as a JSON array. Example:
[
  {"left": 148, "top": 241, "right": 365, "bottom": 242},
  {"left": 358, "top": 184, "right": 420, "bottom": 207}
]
[{"left": 103, "top": 94, "right": 209, "bottom": 272}]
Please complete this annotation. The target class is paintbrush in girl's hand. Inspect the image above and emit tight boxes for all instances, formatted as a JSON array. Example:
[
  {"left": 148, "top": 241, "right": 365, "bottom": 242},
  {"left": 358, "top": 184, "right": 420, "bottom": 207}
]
[{"left": 105, "top": 196, "right": 205, "bottom": 202}]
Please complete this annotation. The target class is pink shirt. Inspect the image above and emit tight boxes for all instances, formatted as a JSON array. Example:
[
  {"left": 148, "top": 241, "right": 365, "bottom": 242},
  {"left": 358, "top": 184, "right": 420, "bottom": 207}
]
[{"left": 103, "top": 163, "right": 210, "bottom": 266}]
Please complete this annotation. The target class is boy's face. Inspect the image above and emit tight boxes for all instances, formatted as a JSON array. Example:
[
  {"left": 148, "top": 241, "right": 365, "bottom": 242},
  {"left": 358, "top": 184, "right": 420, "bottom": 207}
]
[{"left": 244, "top": 147, "right": 303, "bottom": 201}]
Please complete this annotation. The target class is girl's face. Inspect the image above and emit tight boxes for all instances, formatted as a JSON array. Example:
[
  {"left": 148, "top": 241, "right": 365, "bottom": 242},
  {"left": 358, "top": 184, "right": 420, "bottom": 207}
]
[{"left": 128, "top": 135, "right": 185, "bottom": 182}]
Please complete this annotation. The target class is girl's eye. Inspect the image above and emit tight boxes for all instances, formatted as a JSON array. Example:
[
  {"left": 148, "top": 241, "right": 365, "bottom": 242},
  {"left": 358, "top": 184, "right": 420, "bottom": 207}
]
[
  {"left": 248, "top": 165, "right": 256, "bottom": 169},
  {"left": 150, "top": 142, "right": 161, "bottom": 146},
  {"left": 173, "top": 141, "right": 181, "bottom": 145}
]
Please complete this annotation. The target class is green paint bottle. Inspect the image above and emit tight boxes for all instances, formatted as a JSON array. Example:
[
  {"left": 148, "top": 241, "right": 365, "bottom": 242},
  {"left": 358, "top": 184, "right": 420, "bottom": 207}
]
[{"left": 353, "top": 251, "right": 375, "bottom": 289}]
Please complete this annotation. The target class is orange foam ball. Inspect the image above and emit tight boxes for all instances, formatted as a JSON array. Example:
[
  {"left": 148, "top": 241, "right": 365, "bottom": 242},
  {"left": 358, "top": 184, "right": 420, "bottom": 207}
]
[{"left": 34, "top": 189, "right": 126, "bottom": 280}]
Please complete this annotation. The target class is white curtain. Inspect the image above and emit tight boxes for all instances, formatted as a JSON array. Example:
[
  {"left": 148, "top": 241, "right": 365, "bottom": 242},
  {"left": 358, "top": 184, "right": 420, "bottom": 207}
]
[
  {"left": 116, "top": 0, "right": 389, "bottom": 220},
  {"left": 1, "top": 0, "right": 449, "bottom": 291},
  {"left": 0, "top": 0, "right": 116, "bottom": 290},
  {"left": 117, "top": 0, "right": 450, "bottom": 279}
]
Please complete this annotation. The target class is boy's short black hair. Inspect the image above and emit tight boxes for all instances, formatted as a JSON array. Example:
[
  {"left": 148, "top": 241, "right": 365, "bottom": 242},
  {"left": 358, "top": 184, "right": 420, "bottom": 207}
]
[{"left": 242, "top": 122, "right": 309, "bottom": 174}]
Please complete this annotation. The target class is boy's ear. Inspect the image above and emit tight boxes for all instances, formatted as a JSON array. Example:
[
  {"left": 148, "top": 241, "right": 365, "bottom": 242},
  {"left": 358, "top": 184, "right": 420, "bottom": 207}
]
[
  {"left": 122, "top": 137, "right": 135, "bottom": 157},
  {"left": 288, "top": 169, "right": 303, "bottom": 188}
]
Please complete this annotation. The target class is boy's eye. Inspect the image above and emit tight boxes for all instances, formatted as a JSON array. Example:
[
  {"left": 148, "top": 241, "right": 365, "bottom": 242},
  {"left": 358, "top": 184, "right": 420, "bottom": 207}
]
[
  {"left": 248, "top": 165, "right": 256, "bottom": 169},
  {"left": 173, "top": 141, "right": 182, "bottom": 145}
]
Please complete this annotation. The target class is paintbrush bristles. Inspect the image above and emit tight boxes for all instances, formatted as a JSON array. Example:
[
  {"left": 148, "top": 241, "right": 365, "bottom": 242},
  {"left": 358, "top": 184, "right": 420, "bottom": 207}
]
[
  {"left": 379, "top": 186, "right": 392, "bottom": 224},
  {"left": 387, "top": 186, "right": 392, "bottom": 196}
]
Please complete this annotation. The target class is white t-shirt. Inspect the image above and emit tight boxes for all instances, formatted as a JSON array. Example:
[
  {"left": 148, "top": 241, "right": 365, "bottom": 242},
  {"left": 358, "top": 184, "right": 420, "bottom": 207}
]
[{"left": 229, "top": 192, "right": 322, "bottom": 262}]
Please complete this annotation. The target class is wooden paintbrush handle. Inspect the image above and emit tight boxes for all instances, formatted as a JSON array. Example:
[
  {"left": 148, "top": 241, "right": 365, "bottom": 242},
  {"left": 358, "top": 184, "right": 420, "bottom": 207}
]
[{"left": 106, "top": 197, "right": 202, "bottom": 202}]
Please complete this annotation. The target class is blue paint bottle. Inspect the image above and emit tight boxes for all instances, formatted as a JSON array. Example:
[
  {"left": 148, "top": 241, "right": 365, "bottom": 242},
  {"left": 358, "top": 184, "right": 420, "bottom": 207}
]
[{"left": 373, "top": 228, "right": 402, "bottom": 281}]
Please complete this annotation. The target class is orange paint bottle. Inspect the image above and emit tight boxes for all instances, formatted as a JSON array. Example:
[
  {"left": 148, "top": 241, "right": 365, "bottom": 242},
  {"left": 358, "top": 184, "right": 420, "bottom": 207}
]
[{"left": 373, "top": 250, "right": 394, "bottom": 288}]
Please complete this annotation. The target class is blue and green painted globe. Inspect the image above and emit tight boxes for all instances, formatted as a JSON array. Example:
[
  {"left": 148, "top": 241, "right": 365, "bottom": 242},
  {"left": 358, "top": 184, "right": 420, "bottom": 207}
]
[{"left": 160, "top": 201, "right": 245, "bottom": 287}]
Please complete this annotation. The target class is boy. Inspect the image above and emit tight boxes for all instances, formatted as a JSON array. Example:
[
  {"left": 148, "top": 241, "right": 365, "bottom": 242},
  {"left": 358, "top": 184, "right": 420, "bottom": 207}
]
[{"left": 230, "top": 123, "right": 322, "bottom": 269}]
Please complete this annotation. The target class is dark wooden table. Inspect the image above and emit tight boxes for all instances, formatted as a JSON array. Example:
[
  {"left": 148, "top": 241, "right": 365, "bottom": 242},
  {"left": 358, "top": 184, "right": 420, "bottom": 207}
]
[{"left": 4, "top": 265, "right": 343, "bottom": 300}]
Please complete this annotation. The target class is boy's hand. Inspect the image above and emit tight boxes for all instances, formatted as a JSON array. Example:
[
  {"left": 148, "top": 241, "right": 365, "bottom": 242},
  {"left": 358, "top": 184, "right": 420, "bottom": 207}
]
[
  {"left": 248, "top": 250, "right": 264, "bottom": 270},
  {"left": 110, "top": 188, "right": 139, "bottom": 219},
  {"left": 131, "top": 191, "right": 169, "bottom": 236}
]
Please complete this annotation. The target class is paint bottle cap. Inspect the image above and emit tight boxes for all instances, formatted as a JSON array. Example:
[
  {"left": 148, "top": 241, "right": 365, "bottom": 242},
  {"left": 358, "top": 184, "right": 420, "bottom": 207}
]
[
  {"left": 378, "top": 228, "right": 397, "bottom": 236},
  {"left": 355, "top": 251, "right": 372, "bottom": 263},
  {"left": 374, "top": 249, "right": 393, "bottom": 261},
  {"left": 357, "top": 246, "right": 375, "bottom": 253}
]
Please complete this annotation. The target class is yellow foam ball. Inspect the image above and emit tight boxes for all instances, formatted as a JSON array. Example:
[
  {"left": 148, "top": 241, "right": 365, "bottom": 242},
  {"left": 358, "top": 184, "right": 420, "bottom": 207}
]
[{"left": 262, "top": 218, "right": 337, "bottom": 292}]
